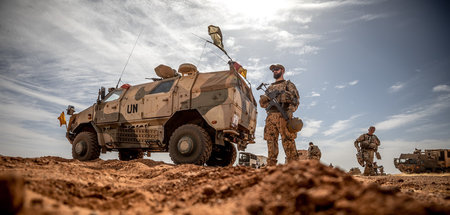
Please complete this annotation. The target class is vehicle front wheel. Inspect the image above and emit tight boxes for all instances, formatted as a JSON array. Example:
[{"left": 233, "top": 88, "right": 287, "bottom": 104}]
[
  {"left": 118, "top": 149, "right": 144, "bottom": 161},
  {"left": 72, "top": 131, "right": 100, "bottom": 161},
  {"left": 169, "top": 124, "right": 212, "bottom": 165},
  {"left": 206, "top": 141, "right": 236, "bottom": 167}
]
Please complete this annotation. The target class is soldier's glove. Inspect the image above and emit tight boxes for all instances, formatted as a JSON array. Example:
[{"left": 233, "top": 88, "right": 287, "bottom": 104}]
[{"left": 259, "top": 95, "right": 270, "bottom": 108}]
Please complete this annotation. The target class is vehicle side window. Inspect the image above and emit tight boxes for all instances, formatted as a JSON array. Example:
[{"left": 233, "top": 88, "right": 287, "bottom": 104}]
[
  {"left": 104, "top": 90, "right": 123, "bottom": 102},
  {"left": 149, "top": 80, "right": 175, "bottom": 94}
]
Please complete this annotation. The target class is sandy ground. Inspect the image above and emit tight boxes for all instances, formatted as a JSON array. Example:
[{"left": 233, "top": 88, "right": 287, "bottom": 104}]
[{"left": 0, "top": 156, "right": 449, "bottom": 215}]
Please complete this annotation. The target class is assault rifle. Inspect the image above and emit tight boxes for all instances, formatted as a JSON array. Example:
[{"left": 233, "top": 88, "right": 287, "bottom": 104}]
[
  {"left": 257, "top": 82, "right": 303, "bottom": 133},
  {"left": 256, "top": 83, "right": 290, "bottom": 120}
]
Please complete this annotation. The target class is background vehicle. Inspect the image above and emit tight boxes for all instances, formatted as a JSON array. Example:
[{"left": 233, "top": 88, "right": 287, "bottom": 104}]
[
  {"left": 238, "top": 152, "right": 267, "bottom": 168},
  {"left": 394, "top": 149, "right": 450, "bottom": 173}
]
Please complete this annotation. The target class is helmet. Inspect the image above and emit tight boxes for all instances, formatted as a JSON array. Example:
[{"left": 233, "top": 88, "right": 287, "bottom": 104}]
[{"left": 287, "top": 117, "right": 303, "bottom": 133}]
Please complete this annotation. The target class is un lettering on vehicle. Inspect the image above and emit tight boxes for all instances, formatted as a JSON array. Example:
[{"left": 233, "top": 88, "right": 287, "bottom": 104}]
[{"left": 127, "top": 104, "right": 138, "bottom": 114}]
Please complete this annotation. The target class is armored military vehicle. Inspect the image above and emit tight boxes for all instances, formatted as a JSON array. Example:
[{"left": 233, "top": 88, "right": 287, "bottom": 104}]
[
  {"left": 394, "top": 149, "right": 450, "bottom": 173},
  {"left": 65, "top": 62, "right": 257, "bottom": 166},
  {"left": 64, "top": 26, "right": 257, "bottom": 166},
  {"left": 238, "top": 152, "right": 267, "bottom": 168}
]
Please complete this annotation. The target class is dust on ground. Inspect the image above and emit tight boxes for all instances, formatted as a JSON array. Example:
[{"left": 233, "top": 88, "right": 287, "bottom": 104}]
[{"left": 0, "top": 156, "right": 449, "bottom": 215}]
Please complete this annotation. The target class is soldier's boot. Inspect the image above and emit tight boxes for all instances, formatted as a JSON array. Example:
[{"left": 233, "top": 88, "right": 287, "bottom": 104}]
[
  {"left": 281, "top": 138, "right": 298, "bottom": 163},
  {"left": 267, "top": 158, "right": 277, "bottom": 166},
  {"left": 363, "top": 163, "right": 374, "bottom": 176}
]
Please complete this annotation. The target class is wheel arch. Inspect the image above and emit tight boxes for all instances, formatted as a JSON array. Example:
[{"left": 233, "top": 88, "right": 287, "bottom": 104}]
[
  {"left": 69, "top": 122, "right": 105, "bottom": 148},
  {"left": 164, "top": 109, "right": 216, "bottom": 147}
]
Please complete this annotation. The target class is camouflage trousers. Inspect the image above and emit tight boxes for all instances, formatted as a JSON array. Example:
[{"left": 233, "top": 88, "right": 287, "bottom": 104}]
[
  {"left": 264, "top": 113, "right": 298, "bottom": 166},
  {"left": 362, "top": 149, "right": 375, "bottom": 176},
  {"left": 308, "top": 155, "right": 320, "bottom": 160}
]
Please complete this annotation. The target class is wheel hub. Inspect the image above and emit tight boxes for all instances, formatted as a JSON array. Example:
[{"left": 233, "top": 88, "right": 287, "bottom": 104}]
[
  {"left": 177, "top": 136, "right": 194, "bottom": 154},
  {"left": 75, "top": 141, "right": 86, "bottom": 155}
]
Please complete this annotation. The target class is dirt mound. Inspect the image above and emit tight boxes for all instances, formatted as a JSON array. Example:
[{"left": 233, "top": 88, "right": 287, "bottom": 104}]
[{"left": 0, "top": 156, "right": 448, "bottom": 214}]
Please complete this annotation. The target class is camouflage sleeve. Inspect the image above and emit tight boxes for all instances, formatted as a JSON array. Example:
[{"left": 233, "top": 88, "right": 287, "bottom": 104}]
[
  {"left": 354, "top": 134, "right": 365, "bottom": 148},
  {"left": 287, "top": 81, "right": 300, "bottom": 111},
  {"left": 374, "top": 135, "right": 380, "bottom": 146}
]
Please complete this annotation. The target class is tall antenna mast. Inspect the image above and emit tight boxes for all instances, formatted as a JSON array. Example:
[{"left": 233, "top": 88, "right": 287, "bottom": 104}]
[{"left": 116, "top": 28, "right": 144, "bottom": 88}]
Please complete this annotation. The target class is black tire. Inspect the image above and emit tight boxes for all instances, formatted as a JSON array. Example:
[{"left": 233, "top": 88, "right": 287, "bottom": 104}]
[
  {"left": 169, "top": 124, "right": 212, "bottom": 165},
  {"left": 118, "top": 149, "right": 144, "bottom": 161},
  {"left": 72, "top": 131, "right": 100, "bottom": 161},
  {"left": 206, "top": 141, "right": 237, "bottom": 167}
]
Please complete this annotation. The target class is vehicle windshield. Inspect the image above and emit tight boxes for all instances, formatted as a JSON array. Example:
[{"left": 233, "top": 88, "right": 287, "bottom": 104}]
[{"left": 104, "top": 89, "right": 123, "bottom": 102}]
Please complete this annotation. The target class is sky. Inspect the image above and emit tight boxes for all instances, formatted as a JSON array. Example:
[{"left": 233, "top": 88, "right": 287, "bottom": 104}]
[{"left": 0, "top": 0, "right": 449, "bottom": 173}]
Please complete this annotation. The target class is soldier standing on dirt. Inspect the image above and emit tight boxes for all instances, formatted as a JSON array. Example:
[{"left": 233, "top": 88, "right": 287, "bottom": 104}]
[
  {"left": 307, "top": 142, "right": 321, "bottom": 160},
  {"left": 259, "top": 64, "right": 300, "bottom": 166},
  {"left": 354, "top": 126, "right": 381, "bottom": 176}
]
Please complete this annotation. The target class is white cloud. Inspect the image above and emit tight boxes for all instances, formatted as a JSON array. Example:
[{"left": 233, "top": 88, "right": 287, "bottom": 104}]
[
  {"left": 301, "top": 119, "right": 322, "bottom": 137},
  {"left": 307, "top": 91, "right": 321, "bottom": 97},
  {"left": 345, "top": 13, "right": 389, "bottom": 23},
  {"left": 389, "top": 82, "right": 405, "bottom": 93},
  {"left": 292, "top": 0, "right": 374, "bottom": 11},
  {"left": 348, "top": 80, "right": 359, "bottom": 86},
  {"left": 433, "top": 84, "right": 450, "bottom": 92},
  {"left": 375, "top": 95, "right": 450, "bottom": 130},
  {"left": 0, "top": 77, "right": 87, "bottom": 109},
  {"left": 335, "top": 80, "right": 359, "bottom": 89},
  {"left": 323, "top": 115, "right": 361, "bottom": 136}
]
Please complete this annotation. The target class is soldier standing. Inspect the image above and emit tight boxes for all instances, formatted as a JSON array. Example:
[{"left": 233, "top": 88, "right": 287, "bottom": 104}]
[
  {"left": 307, "top": 142, "right": 322, "bottom": 160},
  {"left": 354, "top": 126, "right": 381, "bottom": 176},
  {"left": 259, "top": 64, "right": 300, "bottom": 166}
]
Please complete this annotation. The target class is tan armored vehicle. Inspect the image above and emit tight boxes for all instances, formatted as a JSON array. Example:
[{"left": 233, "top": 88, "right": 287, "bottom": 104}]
[
  {"left": 66, "top": 64, "right": 257, "bottom": 166},
  {"left": 394, "top": 149, "right": 450, "bottom": 173},
  {"left": 64, "top": 26, "right": 257, "bottom": 166},
  {"left": 65, "top": 62, "right": 256, "bottom": 166}
]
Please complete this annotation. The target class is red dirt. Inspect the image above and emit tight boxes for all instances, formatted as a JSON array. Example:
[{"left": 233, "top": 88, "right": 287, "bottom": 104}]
[{"left": 0, "top": 156, "right": 449, "bottom": 214}]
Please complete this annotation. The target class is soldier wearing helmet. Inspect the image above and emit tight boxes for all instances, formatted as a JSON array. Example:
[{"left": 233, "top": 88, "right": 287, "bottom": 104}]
[
  {"left": 259, "top": 64, "right": 300, "bottom": 166},
  {"left": 354, "top": 126, "right": 381, "bottom": 176}
]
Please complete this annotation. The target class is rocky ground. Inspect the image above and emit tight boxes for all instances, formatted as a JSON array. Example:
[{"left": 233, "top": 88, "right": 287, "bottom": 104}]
[{"left": 0, "top": 156, "right": 449, "bottom": 215}]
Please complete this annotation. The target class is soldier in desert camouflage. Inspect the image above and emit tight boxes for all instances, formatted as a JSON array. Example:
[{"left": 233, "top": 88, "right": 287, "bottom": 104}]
[
  {"left": 259, "top": 64, "right": 300, "bottom": 166},
  {"left": 354, "top": 126, "right": 381, "bottom": 176},
  {"left": 307, "top": 142, "right": 321, "bottom": 160}
]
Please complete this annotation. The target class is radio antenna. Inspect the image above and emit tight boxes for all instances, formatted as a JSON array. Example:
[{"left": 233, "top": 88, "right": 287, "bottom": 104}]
[{"left": 116, "top": 28, "right": 143, "bottom": 88}]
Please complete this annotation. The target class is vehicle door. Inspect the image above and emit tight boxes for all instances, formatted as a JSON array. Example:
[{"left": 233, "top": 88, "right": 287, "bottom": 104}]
[
  {"left": 142, "top": 79, "right": 177, "bottom": 118},
  {"left": 95, "top": 89, "right": 123, "bottom": 123}
]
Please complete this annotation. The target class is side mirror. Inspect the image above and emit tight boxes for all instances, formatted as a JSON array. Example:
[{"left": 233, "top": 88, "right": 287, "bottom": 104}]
[
  {"left": 66, "top": 105, "right": 75, "bottom": 115},
  {"left": 97, "top": 87, "right": 106, "bottom": 103}
]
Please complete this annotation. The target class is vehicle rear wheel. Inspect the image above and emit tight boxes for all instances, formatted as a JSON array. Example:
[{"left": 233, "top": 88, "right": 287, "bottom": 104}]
[
  {"left": 72, "top": 131, "right": 100, "bottom": 161},
  {"left": 206, "top": 141, "right": 236, "bottom": 167},
  {"left": 169, "top": 124, "right": 212, "bottom": 165},
  {"left": 118, "top": 149, "right": 144, "bottom": 161}
]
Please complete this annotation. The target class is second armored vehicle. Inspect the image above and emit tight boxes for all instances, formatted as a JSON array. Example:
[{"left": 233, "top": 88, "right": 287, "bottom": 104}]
[{"left": 394, "top": 149, "right": 450, "bottom": 173}]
